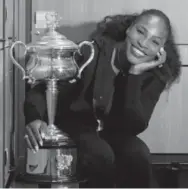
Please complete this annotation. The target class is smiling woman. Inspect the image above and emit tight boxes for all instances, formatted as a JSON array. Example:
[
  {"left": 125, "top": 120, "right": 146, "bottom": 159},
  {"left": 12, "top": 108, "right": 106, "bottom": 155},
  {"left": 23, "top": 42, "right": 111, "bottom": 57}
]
[
  {"left": 94, "top": 9, "right": 181, "bottom": 87},
  {"left": 125, "top": 13, "right": 168, "bottom": 65}
]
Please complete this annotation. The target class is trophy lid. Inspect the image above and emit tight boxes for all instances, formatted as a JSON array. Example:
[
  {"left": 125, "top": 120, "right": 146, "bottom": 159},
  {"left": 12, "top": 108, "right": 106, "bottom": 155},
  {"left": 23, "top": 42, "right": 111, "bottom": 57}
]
[{"left": 27, "top": 12, "right": 78, "bottom": 52}]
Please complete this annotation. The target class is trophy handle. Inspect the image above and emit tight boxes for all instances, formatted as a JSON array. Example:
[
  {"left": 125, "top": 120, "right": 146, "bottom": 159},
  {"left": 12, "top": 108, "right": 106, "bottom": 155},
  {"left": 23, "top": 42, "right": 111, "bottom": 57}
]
[
  {"left": 77, "top": 41, "right": 95, "bottom": 78},
  {"left": 9, "top": 41, "right": 28, "bottom": 80}
]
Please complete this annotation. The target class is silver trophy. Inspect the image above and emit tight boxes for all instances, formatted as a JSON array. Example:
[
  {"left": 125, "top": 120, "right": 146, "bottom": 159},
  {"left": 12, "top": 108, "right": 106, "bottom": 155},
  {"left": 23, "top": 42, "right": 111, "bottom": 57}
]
[{"left": 9, "top": 12, "right": 94, "bottom": 186}]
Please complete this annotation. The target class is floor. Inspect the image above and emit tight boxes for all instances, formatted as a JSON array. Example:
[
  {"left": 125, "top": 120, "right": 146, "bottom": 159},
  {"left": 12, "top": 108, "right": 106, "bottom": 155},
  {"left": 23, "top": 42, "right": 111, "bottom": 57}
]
[
  {"left": 9, "top": 169, "right": 188, "bottom": 188},
  {"left": 8, "top": 158, "right": 188, "bottom": 188}
]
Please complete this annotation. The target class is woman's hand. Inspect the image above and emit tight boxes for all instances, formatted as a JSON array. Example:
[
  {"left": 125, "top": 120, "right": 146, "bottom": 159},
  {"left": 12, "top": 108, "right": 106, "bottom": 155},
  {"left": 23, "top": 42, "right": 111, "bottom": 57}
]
[
  {"left": 24, "top": 120, "right": 48, "bottom": 153},
  {"left": 129, "top": 48, "right": 167, "bottom": 75}
]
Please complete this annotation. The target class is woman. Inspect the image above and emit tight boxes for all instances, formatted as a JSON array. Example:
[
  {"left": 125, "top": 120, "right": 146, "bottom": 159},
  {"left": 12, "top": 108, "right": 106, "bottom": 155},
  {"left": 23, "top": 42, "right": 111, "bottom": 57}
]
[{"left": 24, "top": 9, "right": 181, "bottom": 187}]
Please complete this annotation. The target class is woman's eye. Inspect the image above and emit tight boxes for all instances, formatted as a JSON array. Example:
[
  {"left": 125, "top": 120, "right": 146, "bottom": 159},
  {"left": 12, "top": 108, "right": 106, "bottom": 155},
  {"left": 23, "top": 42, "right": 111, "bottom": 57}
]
[
  {"left": 137, "top": 29, "right": 144, "bottom": 34},
  {"left": 152, "top": 40, "right": 160, "bottom": 45}
]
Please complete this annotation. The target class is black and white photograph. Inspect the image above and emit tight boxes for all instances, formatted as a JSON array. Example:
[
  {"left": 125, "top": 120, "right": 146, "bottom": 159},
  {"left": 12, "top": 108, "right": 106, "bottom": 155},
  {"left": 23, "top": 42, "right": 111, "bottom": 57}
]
[{"left": 0, "top": 0, "right": 188, "bottom": 188}]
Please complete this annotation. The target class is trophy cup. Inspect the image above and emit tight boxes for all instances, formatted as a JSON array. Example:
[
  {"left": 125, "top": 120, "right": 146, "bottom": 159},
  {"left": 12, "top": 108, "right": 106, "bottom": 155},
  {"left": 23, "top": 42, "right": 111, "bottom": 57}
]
[{"left": 9, "top": 12, "right": 94, "bottom": 187}]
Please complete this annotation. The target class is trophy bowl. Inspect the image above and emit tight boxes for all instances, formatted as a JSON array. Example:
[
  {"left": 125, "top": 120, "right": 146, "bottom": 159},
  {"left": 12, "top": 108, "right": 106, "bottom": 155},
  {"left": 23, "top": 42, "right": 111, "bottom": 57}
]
[{"left": 10, "top": 12, "right": 94, "bottom": 187}]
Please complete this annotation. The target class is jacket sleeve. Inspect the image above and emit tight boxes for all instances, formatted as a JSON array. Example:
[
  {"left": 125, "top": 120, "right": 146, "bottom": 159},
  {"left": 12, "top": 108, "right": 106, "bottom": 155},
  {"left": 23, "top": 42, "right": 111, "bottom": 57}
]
[
  {"left": 24, "top": 80, "right": 84, "bottom": 124},
  {"left": 123, "top": 73, "right": 166, "bottom": 135},
  {"left": 24, "top": 82, "right": 47, "bottom": 125}
]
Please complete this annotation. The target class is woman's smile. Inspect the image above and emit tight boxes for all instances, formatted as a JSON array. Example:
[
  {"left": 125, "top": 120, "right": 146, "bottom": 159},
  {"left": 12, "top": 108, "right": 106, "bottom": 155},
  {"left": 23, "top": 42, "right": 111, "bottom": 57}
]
[{"left": 131, "top": 45, "right": 146, "bottom": 58}]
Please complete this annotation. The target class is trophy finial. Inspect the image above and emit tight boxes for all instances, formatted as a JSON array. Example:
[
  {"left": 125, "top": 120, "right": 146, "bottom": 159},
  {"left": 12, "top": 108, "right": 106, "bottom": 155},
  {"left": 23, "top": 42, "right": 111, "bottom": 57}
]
[{"left": 45, "top": 12, "right": 62, "bottom": 30}]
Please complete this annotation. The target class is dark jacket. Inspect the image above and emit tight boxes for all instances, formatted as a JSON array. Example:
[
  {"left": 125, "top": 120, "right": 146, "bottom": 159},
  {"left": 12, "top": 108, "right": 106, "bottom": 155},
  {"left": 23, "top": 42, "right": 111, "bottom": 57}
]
[{"left": 24, "top": 35, "right": 166, "bottom": 136}]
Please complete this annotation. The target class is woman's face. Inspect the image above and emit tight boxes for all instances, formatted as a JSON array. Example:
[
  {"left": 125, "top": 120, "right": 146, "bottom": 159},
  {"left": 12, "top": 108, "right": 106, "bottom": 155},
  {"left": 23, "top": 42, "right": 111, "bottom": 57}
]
[{"left": 125, "top": 15, "right": 168, "bottom": 65}]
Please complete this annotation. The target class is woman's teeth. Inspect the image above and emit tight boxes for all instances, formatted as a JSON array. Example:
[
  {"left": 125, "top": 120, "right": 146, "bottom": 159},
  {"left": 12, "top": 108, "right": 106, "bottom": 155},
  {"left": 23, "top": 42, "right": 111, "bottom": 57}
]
[{"left": 132, "top": 46, "right": 145, "bottom": 56}]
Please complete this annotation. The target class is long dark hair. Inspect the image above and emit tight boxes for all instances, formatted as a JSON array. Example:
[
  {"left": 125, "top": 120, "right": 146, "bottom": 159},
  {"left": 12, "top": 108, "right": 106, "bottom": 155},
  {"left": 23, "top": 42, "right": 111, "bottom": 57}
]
[{"left": 90, "top": 9, "right": 181, "bottom": 88}]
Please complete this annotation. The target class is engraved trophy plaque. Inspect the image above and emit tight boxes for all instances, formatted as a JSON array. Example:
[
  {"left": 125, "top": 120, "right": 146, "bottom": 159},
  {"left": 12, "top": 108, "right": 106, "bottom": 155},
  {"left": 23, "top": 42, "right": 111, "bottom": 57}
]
[{"left": 10, "top": 12, "right": 94, "bottom": 187}]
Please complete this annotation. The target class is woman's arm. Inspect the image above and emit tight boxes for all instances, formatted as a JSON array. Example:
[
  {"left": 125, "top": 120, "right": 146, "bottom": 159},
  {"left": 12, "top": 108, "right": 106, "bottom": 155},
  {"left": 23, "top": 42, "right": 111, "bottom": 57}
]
[
  {"left": 123, "top": 73, "right": 166, "bottom": 135},
  {"left": 24, "top": 82, "right": 47, "bottom": 125}
]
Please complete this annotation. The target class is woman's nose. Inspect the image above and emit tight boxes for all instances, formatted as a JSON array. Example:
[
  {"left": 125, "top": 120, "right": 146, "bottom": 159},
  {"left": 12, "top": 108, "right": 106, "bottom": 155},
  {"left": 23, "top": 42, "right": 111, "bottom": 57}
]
[{"left": 138, "top": 37, "right": 149, "bottom": 49}]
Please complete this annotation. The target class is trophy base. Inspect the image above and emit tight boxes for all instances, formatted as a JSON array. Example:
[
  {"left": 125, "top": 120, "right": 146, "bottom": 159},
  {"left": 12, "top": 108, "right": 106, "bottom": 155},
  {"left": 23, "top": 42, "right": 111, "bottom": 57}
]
[
  {"left": 41, "top": 124, "right": 76, "bottom": 147},
  {"left": 16, "top": 173, "right": 78, "bottom": 184},
  {"left": 42, "top": 137, "right": 76, "bottom": 148},
  {"left": 16, "top": 173, "right": 80, "bottom": 188},
  {"left": 20, "top": 125, "right": 81, "bottom": 188}
]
